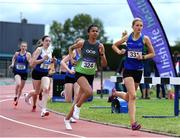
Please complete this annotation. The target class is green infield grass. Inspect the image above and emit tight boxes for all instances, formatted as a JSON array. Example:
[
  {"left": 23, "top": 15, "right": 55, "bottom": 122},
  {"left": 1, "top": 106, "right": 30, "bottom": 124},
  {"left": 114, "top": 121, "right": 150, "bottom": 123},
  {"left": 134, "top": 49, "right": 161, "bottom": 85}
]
[{"left": 48, "top": 91, "right": 180, "bottom": 136}]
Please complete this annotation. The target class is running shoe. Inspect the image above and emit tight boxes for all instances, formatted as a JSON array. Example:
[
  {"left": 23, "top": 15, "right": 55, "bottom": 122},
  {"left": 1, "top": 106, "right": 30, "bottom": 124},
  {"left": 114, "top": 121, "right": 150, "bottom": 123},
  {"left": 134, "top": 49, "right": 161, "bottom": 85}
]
[
  {"left": 13, "top": 97, "right": 18, "bottom": 106},
  {"left": 73, "top": 104, "right": 80, "bottom": 120},
  {"left": 31, "top": 105, "right": 36, "bottom": 112},
  {"left": 64, "top": 118, "right": 72, "bottom": 130},
  {"left": 39, "top": 92, "right": 42, "bottom": 101},
  {"left": 60, "top": 91, "right": 65, "bottom": 97},
  {"left": 41, "top": 109, "right": 49, "bottom": 117},
  {"left": 13, "top": 101, "right": 18, "bottom": 106},
  {"left": 24, "top": 93, "right": 31, "bottom": 105},
  {"left": 108, "top": 88, "right": 116, "bottom": 102},
  {"left": 70, "top": 117, "right": 77, "bottom": 123},
  {"left": 14, "top": 97, "right": 17, "bottom": 101},
  {"left": 131, "top": 122, "right": 141, "bottom": 130}
]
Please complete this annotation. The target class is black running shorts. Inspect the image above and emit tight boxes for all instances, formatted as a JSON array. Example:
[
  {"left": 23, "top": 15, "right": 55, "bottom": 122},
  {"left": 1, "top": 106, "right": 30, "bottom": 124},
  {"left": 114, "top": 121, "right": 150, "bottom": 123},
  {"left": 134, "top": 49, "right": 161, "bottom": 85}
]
[{"left": 123, "top": 69, "right": 143, "bottom": 83}]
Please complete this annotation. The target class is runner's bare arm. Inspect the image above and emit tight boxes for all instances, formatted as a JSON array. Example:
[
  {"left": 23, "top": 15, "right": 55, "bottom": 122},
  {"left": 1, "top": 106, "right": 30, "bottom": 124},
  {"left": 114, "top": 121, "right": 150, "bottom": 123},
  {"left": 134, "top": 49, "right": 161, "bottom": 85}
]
[
  {"left": 10, "top": 52, "right": 19, "bottom": 67},
  {"left": 143, "top": 36, "right": 155, "bottom": 60},
  {"left": 61, "top": 54, "right": 74, "bottom": 73},
  {"left": 30, "top": 47, "right": 47, "bottom": 67},
  {"left": 69, "top": 40, "right": 84, "bottom": 58},
  {"left": 99, "top": 43, "right": 107, "bottom": 67},
  {"left": 112, "top": 35, "right": 128, "bottom": 55},
  {"left": 26, "top": 52, "right": 31, "bottom": 63}
]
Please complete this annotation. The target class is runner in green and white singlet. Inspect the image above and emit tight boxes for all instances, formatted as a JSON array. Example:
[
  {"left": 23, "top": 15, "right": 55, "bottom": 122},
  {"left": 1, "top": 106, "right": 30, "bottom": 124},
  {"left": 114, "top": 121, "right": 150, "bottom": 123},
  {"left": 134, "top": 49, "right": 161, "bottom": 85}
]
[{"left": 75, "top": 40, "right": 100, "bottom": 75}]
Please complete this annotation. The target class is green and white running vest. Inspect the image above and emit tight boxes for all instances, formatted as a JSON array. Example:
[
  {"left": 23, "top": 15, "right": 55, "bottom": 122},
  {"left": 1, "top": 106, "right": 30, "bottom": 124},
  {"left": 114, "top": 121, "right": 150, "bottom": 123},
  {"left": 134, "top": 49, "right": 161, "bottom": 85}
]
[{"left": 75, "top": 40, "right": 100, "bottom": 75}]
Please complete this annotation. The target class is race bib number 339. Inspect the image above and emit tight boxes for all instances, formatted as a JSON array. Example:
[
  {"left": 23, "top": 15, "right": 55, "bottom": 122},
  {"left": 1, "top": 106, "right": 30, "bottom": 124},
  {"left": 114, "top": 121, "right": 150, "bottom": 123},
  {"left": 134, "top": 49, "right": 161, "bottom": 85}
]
[
  {"left": 128, "top": 51, "right": 142, "bottom": 58},
  {"left": 81, "top": 61, "right": 95, "bottom": 69}
]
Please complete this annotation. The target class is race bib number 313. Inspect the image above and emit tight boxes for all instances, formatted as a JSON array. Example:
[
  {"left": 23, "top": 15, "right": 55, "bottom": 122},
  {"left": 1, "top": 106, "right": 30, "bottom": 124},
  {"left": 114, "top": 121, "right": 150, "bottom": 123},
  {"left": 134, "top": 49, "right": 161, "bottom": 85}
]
[
  {"left": 128, "top": 51, "right": 142, "bottom": 58},
  {"left": 81, "top": 61, "right": 95, "bottom": 69}
]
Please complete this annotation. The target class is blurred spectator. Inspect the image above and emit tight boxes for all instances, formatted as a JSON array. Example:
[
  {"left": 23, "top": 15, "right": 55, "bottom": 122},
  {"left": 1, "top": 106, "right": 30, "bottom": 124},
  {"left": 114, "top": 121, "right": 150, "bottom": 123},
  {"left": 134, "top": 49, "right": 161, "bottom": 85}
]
[
  {"left": 173, "top": 51, "right": 180, "bottom": 77},
  {"left": 173, "top": 51, "right": 180, "bottom": 98},
  {"left": 116, "top": 57, "right": 127, "bottom": 92},
  {"left": 139, "top": 44, "right": 152, "bottom": 99},
  {"left": 154, "top": 63, "right": 166, "bottom": 99},
  {"left": 115, "top": 30, "right": 128, "bottom": 92},
  {"left": 165, "top": 51, "right": 180, "bottom": 100},
  {"left": 140, "top": 58, "right": 151, "bottom": 99}
]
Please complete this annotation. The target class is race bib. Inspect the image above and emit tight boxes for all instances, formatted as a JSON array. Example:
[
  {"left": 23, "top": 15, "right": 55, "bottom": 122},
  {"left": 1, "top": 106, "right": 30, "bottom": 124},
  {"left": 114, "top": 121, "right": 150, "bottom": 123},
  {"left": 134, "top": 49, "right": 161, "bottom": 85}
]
[
  {"left": 128, "top": 51, "right": 142, "bottom": 58},
  {"left": 81, "top": 61, "right": 95, "bottom": 69},
  {"left": 40, "top": 63, "right": 49, "bottom": 69},
  {"left": 16, "top": 64, "right": 26, "bottom": 70},
  {"left": 71, "top": 66, "right": 75, "bottom": 71}
]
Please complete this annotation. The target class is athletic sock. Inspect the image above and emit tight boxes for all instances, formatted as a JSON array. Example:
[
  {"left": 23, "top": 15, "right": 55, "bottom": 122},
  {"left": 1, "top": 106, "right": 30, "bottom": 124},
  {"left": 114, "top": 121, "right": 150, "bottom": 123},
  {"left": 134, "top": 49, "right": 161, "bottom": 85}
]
[{"left": 41, "top": 92, "right": 48, "bottom": 109}]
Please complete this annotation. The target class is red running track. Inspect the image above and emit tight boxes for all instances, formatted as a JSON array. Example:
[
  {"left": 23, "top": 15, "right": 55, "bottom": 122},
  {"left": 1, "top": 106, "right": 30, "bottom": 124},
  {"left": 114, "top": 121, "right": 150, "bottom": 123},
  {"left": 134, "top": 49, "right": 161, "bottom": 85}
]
[{"left": 0, "top": 83, "right": 171, "bottom": 137}]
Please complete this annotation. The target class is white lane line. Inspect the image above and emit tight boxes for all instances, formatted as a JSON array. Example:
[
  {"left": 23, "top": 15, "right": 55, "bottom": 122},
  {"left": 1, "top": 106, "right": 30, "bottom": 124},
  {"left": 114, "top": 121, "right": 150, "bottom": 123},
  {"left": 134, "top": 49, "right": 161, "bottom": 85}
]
[
  {"left": 0, "top": 99, "right": 86, "bottom": 138},
  {"left": 0, "top": 95, "right": 14, "bottom": 98},
  {"left": 0, "top": 115, "right": 85, "bottom": 138},
  {"left": 0, "top": 98, "right": 13, "bottom": 103}
]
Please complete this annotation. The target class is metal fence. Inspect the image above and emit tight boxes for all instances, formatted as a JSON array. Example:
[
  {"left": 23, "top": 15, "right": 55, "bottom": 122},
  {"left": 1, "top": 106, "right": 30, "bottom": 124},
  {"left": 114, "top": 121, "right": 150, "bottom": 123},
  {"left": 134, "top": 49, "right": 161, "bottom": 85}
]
[{"left": 0, "top": 59, "right": 13, "bottom": 78}]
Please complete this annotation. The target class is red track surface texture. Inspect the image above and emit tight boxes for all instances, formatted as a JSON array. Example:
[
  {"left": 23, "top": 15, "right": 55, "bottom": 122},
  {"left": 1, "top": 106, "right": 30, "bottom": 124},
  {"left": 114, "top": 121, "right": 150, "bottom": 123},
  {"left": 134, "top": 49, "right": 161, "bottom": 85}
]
[{"left": 0, "top": 84, "right": 170, "bottom": 137}]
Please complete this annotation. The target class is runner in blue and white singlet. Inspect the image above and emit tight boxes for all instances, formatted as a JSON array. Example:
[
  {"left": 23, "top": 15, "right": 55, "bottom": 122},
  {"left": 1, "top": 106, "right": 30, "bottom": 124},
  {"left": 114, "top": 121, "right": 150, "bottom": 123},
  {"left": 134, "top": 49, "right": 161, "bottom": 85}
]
[
  {"left": 10, "top": 41, "right": 31, "bottom": 107},
  {"left": 124, "top": 33, "right": 144, "bottom": 70},
  {"left": 112, "top": 18, "right": 155, "bottom": 130},
  {"left": 61, "top": 38, "right": 83, "bottom": 100},
  {"left": 33, "top": 47, "right": 52, "bottom": 74},
  {"left": 14, "top": 52, "right": 29, "bottom": 74},
  {"left": 61, "top": 49, "right": 81, "bottom": 103},
  {"left": 24, "top": 35, "right": 53, "bottom": 117}
]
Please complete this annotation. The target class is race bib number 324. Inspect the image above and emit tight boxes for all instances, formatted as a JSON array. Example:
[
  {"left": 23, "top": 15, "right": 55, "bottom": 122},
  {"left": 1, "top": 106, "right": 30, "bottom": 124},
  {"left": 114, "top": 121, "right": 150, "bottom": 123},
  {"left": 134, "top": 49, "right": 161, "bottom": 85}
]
[{"left": 81, "top": 61, "right": 95, "bottom": 69}]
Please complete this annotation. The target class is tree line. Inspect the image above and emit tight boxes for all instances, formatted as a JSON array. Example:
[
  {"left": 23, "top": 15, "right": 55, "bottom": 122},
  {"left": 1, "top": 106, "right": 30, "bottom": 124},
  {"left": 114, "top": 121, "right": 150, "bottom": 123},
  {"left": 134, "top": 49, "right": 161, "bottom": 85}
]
[
  {"left": 49, "top": 13, "right": 180, "bottom": 70},
  {"left": 49, "top": 13, "right": 108, "bottom": 58}
]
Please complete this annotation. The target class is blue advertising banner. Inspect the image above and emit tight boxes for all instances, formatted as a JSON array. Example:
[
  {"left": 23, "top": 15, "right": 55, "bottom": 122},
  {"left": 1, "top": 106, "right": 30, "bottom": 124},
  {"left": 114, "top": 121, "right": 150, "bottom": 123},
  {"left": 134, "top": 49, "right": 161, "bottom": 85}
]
[{"left": 127, "top": 0, "right": 176, "bottom": 77}]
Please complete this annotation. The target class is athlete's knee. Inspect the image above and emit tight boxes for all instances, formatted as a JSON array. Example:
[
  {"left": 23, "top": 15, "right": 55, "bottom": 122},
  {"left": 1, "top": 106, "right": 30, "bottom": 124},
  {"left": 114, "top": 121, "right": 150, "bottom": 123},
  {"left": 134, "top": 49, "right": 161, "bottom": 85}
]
[
  {"left": 19, "top": 85, "right": 25, "bottom": 91},
  {"left": 85, "top": 88, "right": 93, "bottom": 97},
  {"left": 42, "top": 88, "right": 49, "bottom": 94},
  {"left": 65, "top": 97, "right": 72, "bottom": 103},
  {"left": 34, "top": 89, "right": 40, "bottom": 95},
  {"left": 16, "top": 83, "right": 21, "bottom": 88},
  {"left": 88, "top": 91, "right": 93, "bottom": 97},
  {"left": 18, "top": 89, "right": 23, "bottom": 93},
  {"left": 125, "top": 94, "right": 129, "bottom": 102},
  {"left": 129, "top": 93, "right": 136, "bottom": 100}
]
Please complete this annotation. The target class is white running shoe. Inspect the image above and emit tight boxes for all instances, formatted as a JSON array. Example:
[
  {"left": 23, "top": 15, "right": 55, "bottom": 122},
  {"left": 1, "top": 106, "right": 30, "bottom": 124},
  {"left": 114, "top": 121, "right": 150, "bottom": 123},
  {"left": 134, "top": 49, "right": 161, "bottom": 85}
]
[
  {"left": 60, "top": 91, "right": 65, "bottom": 97},
  {"left": 64, "top": 118, "right": 72, "bottom": 130},
  {"left": 24, "top": 93, "right": 31, "bottom": 105},
  {"left": 41, "top": 109, "right": 49, "bottom": 117},
  {"left": 70, "top": 117, "right": 77, "bottom": 123},
  {"left": 73, "top": 104, "right": 80, "bottom": 120}
]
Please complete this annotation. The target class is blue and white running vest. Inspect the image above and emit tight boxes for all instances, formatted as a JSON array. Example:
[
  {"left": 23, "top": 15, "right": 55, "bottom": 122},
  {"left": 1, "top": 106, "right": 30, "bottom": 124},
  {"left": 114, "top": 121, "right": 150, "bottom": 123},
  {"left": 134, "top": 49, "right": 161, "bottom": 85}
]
[
  {"left": 124, "top": 33, "right": 144, "bottom": 70},
  {"left": 66, "top": 50, "right": 80, "bottom": 78},
  {"left": 34, "top": 48, "right": 52, "bottom": 73},
  {"left": 14, "top": 52, "right": 28, "bottom": 73}
]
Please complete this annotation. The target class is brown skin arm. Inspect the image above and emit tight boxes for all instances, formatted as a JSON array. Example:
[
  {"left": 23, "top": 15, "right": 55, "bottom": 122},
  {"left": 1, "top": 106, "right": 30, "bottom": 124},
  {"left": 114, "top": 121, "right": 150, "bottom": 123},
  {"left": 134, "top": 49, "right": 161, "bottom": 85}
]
[
  {"left": 68, "top": 40, "right": 84, "bottom": 58},
  {"left": 68, "top": 40, "right": 84, "bottom": 65},
  {"left": 98, "top": 43, "right": 107, "bottom": 67}
]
